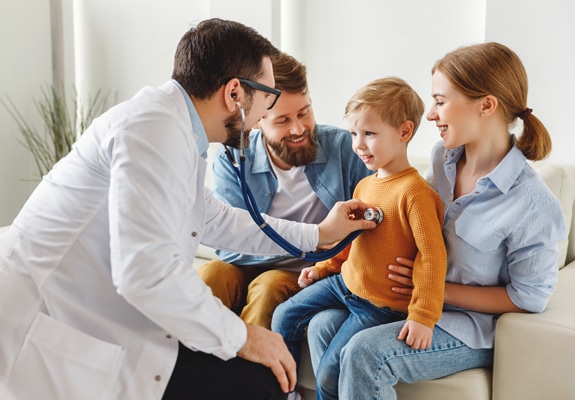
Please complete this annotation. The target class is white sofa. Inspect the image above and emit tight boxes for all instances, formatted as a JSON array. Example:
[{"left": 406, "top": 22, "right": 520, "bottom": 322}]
[
  {"left": 2, "top": 160, "right": 575, "bottom": 400},
  {"left": 190, "top": 159, "right": 575, "bottom": 400},
  {"left": 197, "top": 160, "right": 575, "bottom": 400}
]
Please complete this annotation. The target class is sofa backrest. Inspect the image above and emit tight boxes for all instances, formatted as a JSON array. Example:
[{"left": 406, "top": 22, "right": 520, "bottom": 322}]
[{"left": 530, "top": 163, "right": 575, "bottom": 268}]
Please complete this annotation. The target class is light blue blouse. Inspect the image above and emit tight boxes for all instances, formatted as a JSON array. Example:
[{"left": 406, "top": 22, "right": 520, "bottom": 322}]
[{"left": 428, "top": 138, "right": 567, "bottom": 349}]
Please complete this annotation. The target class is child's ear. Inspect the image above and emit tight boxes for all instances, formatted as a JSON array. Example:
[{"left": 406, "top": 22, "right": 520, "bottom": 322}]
[{"left": 399, "top": 121, "right": 414, "bottom": 143}]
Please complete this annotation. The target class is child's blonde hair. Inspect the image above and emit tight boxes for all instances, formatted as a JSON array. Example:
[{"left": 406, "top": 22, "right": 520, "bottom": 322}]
[{"left": 345, "top": 77, "right": 425, "bottom": 141}]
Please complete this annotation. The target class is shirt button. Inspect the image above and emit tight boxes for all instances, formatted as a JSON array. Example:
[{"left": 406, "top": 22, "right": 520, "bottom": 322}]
[
  {"left": 166, "top": 334, "right": 172, "bottom": 339},
  {"left": 155, "top": 375, "right": 161, "bottom": 382},
  {"left": 455, "top": 201, "right": 461, "bottom": 206},
  {"left": 191, "top": 232, "right": 197, "bottom": 237}
]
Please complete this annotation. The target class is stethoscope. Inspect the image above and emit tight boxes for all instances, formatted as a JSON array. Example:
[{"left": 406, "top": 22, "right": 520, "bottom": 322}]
[{"left": 223, "top": 101, "right": 383, "bottom": 262}]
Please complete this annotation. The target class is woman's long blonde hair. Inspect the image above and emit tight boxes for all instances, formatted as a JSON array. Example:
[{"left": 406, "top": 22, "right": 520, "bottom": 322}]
[{"left": 432, "top": 42, "right": 551, "bottom": 161}]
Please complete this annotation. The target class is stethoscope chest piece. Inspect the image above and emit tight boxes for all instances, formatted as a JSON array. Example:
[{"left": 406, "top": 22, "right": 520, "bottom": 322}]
[
  {"left": 363, "top": 207, "right": 384, "bottom": 225},
  {"left": 223, "top": 103, "right": 365, "bottom": 262}
]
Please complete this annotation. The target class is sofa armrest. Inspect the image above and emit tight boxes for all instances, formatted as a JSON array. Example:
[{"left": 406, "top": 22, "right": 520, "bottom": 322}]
[{"left": 493, "top": 261, "right": 575, "bottom": 400}]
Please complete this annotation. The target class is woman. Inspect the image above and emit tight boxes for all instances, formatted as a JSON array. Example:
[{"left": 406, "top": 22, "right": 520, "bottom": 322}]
[{"left": 306, "top": 42, "right": 567, "bottom": 400}]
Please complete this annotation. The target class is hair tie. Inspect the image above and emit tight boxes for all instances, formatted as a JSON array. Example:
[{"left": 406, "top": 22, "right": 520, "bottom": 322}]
[{"left": 517, "top": 107, "right": 533, "bottom": 120}]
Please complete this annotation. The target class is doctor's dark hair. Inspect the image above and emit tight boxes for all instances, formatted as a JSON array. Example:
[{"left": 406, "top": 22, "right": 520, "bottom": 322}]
[
  {"left": 272, "top": 52, "right": 308, "bottom": 94},
  {"left": 345, "top": 77, "right": 425, "bottom": 143},
  {"left": 432, "top": 42, "right": 551, "bottom": 161},
  {"left": 172, "top": 18, "right": 280, "bottom": 100}
]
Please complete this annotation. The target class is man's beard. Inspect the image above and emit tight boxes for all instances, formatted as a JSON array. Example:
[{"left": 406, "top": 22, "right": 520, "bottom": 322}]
[
  {"left": 263, "top": 125, "right": 318, "bottom": 167},
  {"left": 222, "top": 99, "right": 253, "bottom": 149}
]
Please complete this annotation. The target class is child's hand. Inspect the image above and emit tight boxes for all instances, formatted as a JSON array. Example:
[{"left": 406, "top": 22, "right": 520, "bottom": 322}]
[
  {"left": 298, "top": 267, "right": 320, "bottom": 288},
  {"left": 397, "top": 320, "right": 433, "bottom": 350}
]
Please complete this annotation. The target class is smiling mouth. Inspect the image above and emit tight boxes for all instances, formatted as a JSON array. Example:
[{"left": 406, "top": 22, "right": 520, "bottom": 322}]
[
  {"left": 438, "top": 126, "right": 447, "bottom": 132},
  {"left": 285, "top": 134, "right": 306, "bottom": 144}
]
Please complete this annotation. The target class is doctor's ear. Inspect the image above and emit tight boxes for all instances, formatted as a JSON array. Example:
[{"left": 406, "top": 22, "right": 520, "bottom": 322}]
[{"left": 223, "top": 78, "right": 242, "bottom": 111}]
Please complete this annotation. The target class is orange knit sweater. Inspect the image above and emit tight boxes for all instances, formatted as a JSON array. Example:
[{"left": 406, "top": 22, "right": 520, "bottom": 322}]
[{"left": 314, "top": 168, "right": 447, "bottom": 328}]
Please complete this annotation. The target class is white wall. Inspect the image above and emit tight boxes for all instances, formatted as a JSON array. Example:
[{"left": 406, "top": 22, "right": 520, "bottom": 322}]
[
  {"left": 73, "top": 0, "right": 279, "bottom": 104},
  {"left": 1, "top": 0, "right": 574, "bottom": 226},
  {"left": 0, "top": 0, "right": 53, "bottom": 226},
  {"left": 286, "top": 0, "right": 487, "bottom": 160},
  {"left": 485, "top": 0, "right": 575, "bottom": 165}
]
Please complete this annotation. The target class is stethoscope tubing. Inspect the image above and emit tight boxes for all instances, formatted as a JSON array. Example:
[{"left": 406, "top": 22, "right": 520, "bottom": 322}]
[
  {"left": 224, "top": 102, "right": 362, "bottom": 262},
  {"left": 224, "top": 101, "right": 362, "bottom": 261},
  {"left": 235, "top": 154, "right": 362, "bottom": 261}
]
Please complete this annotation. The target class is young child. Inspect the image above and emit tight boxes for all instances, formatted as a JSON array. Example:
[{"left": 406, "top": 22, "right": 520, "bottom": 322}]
[{"left": 271, "top": 77, "right": 447, "bottom": 397}]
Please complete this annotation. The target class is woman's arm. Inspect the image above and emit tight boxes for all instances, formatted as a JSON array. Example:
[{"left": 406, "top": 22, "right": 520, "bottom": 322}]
[
  {"left": 388, "top": 258, "right": 525, "bottom": 314},
  {"left": 443, "top": 283, "right": 524, "bottom": 314}
]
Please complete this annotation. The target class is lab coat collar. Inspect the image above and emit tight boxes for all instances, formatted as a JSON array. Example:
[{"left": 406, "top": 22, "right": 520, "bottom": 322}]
[{"left": 171, "top": 79, "right": 209, "bottom": 159}]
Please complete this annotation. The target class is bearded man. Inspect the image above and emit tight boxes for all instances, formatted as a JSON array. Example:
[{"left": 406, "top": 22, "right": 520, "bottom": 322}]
[{"left": 198, "top": 52, "right": 371, "bottom": 329}]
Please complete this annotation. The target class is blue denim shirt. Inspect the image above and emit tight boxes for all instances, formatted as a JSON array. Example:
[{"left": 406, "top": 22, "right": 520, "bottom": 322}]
[
  {"left": 428, "top": 138, "right": 567, "bottom": 349},
  {"left": 212, "top": 125, "right": 371, "bottom": 265}
]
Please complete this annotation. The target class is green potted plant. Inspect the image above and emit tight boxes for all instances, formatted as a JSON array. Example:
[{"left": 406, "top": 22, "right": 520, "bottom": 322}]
[{"left": 1, "top": 85, "right": 112, "bottom": 180}]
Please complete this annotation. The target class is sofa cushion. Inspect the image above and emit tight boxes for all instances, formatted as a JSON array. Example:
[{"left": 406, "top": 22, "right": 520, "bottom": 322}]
[{"left": 396, "top": 368, "right": 492, "bottom": 400}]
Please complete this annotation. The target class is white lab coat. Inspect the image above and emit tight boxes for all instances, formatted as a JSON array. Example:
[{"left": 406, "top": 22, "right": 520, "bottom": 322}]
[{"left": 0, "top": 81, "right": 318, "bottom": 400}]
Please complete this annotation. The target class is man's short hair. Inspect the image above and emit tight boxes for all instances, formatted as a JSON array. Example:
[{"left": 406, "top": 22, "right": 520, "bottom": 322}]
[{"left": 172, "top": 18, "right": 280, "bottom": 100}]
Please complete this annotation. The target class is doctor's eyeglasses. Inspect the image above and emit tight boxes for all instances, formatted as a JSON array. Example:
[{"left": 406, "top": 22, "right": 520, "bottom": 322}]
[{"left": 238, "top": 78, "right": 281, "bottom": 110}]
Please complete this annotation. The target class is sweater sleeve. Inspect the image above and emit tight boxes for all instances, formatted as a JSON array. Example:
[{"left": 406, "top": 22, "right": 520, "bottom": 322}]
[
  {"left": 314, "top": 243, "right": 352, "bottom": 278},
  {"left": 406, "top": 186, "right": 447, "bottom": 329}
]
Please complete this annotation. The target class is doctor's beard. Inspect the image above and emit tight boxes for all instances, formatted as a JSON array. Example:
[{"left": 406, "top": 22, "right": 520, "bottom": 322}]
[{"left": 223, "top": 98, "right": 253, "bottom": 149}]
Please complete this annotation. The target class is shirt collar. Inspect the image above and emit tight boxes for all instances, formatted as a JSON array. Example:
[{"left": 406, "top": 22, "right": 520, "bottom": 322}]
[
  {"left": 447, "top": 135, "right": 526, "bottom": 193},
  {"left": 487, "top": 136, "right": 526, "bottom": 193},
  {"left": 172, "top": 79, "right": 209, "bottom": 159}
]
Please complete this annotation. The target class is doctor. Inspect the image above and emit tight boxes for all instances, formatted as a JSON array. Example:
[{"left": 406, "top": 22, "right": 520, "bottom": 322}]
[{"left": 0, "top": 18, "right": 375, "bottom": 400}]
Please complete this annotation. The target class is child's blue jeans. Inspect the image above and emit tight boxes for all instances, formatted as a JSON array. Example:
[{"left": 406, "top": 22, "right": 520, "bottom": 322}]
[{"left": 271, "top": 273, "right": 406, "bottom": 398}]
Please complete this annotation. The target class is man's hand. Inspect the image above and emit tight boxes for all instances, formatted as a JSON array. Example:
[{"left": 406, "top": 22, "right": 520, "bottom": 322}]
[
  {"left": 298, "top": 267, "right": 320, "bottom": 288},
  {"left": 397, "top": 320, "right": 433, "bottom": 350},
  {"left": 318, "top": 199, "right": 376, "bottom": 247},
  {"left": 388, "top": 257, "right": 414, "bottom": 296},
  {"left": 237, "top": 324, "right": 297, "bottom": 393}
]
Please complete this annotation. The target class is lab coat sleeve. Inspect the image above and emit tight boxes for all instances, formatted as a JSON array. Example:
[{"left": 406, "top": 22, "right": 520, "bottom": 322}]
[
  {"left": 108, "top": 113, "right": 247, "bottom": 360},
  {"left": 201, "top": 187, "right": 319, "bottom": 255}
]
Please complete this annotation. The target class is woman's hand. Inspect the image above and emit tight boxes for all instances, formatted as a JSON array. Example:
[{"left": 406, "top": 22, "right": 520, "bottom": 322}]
[{"left": 388, "top": 257, "right": 414, "bottom": 296}]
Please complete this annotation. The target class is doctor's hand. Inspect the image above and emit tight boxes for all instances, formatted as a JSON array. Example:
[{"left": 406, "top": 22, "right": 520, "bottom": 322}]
[
  {"left": 237, "top": 324, "right": 297, "bottom": 394},
  {"left": 318, "top": 199, "right": 377, "bottom": 247}
]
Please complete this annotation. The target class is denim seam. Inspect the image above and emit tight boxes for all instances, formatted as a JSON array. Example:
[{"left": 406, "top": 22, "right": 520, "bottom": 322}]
[{"left": 371, "top": 340, "right": 469, "bottom": 399}]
